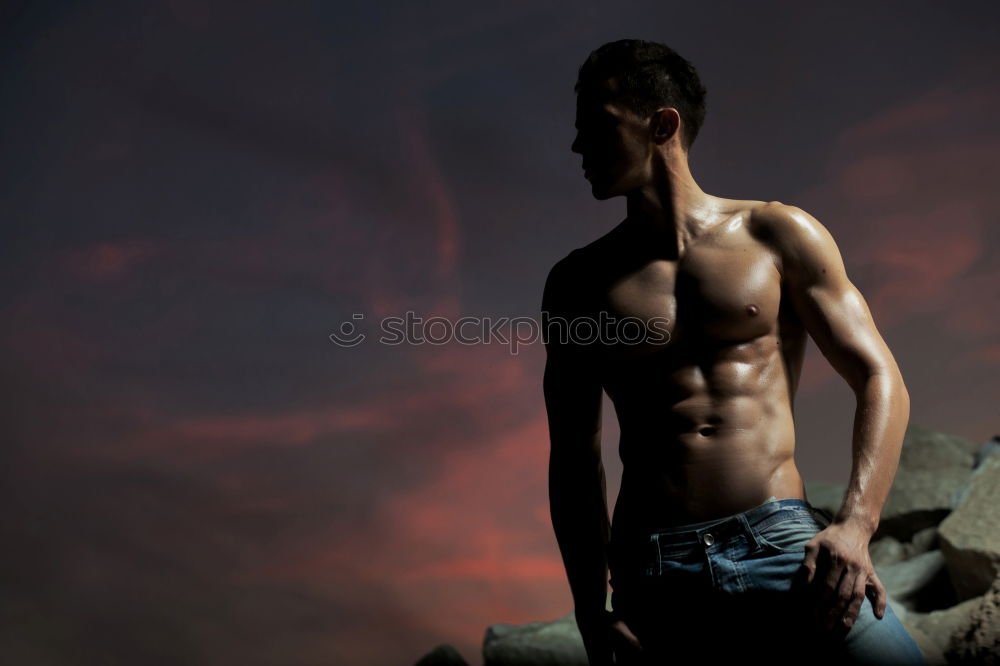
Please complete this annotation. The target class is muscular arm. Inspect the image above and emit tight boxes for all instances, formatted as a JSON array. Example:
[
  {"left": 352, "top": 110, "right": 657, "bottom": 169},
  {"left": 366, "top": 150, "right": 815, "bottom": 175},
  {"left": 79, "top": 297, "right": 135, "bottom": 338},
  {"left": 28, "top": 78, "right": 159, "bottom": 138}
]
[
  {"left": 764, "top": 202, "right": 911, "bottom": 537},
  {"left": 541, "top": 254, "right": 610, "bottom": 662}
]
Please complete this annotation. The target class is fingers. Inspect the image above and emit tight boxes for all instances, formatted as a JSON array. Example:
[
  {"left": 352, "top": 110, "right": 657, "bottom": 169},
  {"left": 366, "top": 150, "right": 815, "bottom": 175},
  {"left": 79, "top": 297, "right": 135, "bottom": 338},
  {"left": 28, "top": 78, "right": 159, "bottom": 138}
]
[
  {"left": 610, "top": 619, "right": 643, "bottom": 652},
  {"left": 846, "top": 573, "right": 867, "bottom": 627},
  {"left": 816, "top": 549, "right": 846, "bottom": 620},
  {"left": 867, "top": 572, "right": 888, "bottom": 619},
  {"left": 823, "top": 565, "right": 853, "bottom": 630},
  {"left": 808, "top": 544, "right": 885, "bottom": 635}
]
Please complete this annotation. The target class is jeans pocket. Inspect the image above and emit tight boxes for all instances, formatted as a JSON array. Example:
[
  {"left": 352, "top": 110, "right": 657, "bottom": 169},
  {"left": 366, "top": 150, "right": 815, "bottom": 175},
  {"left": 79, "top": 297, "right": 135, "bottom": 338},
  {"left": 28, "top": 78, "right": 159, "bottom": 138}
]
[{"left": 755, "top": 515, "right": 821, "bottom": 553}]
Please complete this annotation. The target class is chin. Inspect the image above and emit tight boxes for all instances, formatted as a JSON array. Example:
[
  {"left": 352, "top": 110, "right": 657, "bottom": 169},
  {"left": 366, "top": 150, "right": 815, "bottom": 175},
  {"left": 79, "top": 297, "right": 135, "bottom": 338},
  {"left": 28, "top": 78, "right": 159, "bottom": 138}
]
[{"left": 589, "top": 182, "right": 619, "bottom": 200}]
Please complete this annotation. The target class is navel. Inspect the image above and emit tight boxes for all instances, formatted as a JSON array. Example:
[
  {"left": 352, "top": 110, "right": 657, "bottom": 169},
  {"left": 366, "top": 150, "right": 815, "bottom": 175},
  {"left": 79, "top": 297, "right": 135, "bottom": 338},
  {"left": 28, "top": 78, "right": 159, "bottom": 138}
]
[
  {"left": 746, "top": 303, "right": 760, "bottom": 316},
  {"left": 698, "top": 426, "right": 718, "bottom": 437}
]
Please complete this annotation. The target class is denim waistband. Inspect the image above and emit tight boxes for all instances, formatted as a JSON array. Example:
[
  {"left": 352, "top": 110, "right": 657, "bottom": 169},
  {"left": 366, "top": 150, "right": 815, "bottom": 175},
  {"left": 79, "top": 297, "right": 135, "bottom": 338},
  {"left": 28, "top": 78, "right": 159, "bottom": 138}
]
[
  {"left": 622, "top": 496, "right": 825, "bottom": 548},
  {"left": 608, "top": 496, "right": 835, "bottom": 588}
]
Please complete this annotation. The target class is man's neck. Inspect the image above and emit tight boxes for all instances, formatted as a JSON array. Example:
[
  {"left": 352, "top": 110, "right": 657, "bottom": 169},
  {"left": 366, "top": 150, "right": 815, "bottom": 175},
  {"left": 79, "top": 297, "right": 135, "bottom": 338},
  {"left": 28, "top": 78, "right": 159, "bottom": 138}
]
[{"left": 624, "top": 161, "right": 718, "bottom": 258}]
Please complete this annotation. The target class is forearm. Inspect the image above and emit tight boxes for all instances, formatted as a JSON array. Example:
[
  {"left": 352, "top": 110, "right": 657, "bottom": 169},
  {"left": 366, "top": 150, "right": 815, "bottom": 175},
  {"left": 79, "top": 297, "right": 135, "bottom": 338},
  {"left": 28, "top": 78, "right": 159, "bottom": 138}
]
[
  {"left": 548, "top": 450, "right": 611, "bottom": 617},
  {"left": 835, "top": 369, "right": 911, "bottom": 536}
]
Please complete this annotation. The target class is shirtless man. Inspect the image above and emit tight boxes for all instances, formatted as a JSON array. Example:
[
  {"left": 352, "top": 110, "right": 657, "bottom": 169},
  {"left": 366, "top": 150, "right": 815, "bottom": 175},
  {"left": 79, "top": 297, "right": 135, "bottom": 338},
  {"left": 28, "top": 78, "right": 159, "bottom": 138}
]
[{"left": 542, "top": 40, "right": 926, "bottom": 665}]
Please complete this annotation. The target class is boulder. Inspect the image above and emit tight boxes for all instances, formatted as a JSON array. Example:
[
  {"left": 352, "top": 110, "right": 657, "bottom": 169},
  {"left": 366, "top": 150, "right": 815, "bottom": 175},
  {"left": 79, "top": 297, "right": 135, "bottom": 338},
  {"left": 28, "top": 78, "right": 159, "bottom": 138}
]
[
  {"left": 937, "top": 452, "right": 1000, "bottom": 602},
  {"left": 876, "top": 550, "right": 954, "bottom": 612},
  {"left": 972, "top": 434, "right": 1000, "bottom": 469},
  {"left": 909, "top": 526, "right": 940, "bottom": 556},
  {"left": 908, "top": 594, "right": 985, "bottom": 661},
  {"left": 945, "top": 574, "right": 1000, "bottom": 664},
  {"left": 870, "top": 535, "right": 907, "bottom": 568},
  {"left": 483, "top": 612, "right": 588, "bottom": 666},
  {"left": 877, "top": 424, "right": 976, "bottom": 540},
  {"left": 414, "top": 644, "right": 470, "bottom": 666}
]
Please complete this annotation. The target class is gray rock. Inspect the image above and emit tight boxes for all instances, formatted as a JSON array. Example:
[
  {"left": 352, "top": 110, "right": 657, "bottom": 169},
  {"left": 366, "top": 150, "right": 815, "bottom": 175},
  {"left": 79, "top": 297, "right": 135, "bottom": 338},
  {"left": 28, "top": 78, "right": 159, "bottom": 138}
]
[
  {"left": 870, "top": 535, "right": 907, "bottom": 568},
  {"left": 973, "top": 435, "right": 1000, "bottom": 469},
  {"left": 877, "top": 424, "right": 976, "bottom": 540},
  {"left": 909, "top": 526, "right": 939, "bottom": 556},
  {"left": 906, "top": 597, "right": 985, "bottom": 666},
  {"left": 951, "top": 435, "right": 1000, "bottom": 509},
  {"left": 938, "top": 453, "right": 1000, "bottom": 602},
  {"left": 877, "top": 550, "right": 954, "bottom": 612},
  {"left": 415, "top": 644, "right": 470, "bottom": 666},
  {"left": 946, "top": 574, "right": 1000, "bottom": 665},
  {"left": 483, "top": 612, "right": 588, "bottom": 666}
]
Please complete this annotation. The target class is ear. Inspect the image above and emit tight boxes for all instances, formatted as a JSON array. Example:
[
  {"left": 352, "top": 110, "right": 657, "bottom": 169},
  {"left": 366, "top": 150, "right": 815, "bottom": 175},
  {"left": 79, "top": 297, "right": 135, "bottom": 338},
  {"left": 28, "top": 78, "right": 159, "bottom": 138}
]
[{"left": 651, "top": 107, "right": 681, "bottom": 145}]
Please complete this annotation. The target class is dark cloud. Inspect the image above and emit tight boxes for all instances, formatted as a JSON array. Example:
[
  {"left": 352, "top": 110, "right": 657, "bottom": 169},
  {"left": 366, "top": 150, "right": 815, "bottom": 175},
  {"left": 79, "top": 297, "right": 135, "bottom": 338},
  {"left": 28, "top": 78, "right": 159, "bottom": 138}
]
[{"left": 2, "top": 1, "right": 998, "bottom": 664}]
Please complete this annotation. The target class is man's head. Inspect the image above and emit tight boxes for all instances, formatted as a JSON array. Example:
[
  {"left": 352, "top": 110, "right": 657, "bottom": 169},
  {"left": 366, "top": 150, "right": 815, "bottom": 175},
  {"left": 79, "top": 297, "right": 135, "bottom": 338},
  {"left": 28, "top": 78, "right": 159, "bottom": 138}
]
[{"left": 571, "top": 39, "right": 707, "bottom": 198}]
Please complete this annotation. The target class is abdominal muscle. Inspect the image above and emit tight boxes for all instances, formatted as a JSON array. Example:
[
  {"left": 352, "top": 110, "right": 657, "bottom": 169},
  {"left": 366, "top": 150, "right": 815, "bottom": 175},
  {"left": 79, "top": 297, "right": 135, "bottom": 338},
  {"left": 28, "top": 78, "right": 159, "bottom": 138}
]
[
  {"left": 612, "top": 420, "right": 806, "bottom": 536},
  {"left": 606, "top": 356, "right": 807, "bottom": 536}
]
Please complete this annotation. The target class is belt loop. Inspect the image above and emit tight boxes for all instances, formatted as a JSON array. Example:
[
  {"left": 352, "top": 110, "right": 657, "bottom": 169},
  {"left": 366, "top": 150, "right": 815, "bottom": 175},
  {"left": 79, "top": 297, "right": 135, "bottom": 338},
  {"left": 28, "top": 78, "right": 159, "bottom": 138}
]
[{"left": 737, "top": 512, "right": 762, "bottom": 552}]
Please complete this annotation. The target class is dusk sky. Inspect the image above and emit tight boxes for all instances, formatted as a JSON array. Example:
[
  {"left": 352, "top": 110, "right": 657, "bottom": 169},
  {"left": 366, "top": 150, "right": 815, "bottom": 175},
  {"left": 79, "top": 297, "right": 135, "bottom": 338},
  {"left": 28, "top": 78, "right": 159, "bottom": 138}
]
[{"left": 1, "top": 1, "right": 998, "bottom": 664}]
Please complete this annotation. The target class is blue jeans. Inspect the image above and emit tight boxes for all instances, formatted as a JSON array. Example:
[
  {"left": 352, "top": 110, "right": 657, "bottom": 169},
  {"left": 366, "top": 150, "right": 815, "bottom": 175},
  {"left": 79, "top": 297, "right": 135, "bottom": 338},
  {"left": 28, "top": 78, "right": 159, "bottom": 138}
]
[{"left": 608, "top": 497, "right": 927, "bottom": 665}]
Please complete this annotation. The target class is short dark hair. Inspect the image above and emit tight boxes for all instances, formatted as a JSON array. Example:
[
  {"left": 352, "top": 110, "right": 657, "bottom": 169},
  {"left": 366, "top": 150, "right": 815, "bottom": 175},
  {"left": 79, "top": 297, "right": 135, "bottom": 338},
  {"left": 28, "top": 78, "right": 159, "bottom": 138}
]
[{"left": 574, "top": 39, "right": 707, "bottom": 152}]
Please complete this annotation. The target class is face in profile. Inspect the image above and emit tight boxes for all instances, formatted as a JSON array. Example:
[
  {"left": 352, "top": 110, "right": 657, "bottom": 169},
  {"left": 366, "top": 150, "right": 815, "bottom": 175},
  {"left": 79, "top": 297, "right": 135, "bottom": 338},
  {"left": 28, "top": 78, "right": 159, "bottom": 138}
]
[{"left": 571, "top": 82, "right": 653, "bottom": 200}]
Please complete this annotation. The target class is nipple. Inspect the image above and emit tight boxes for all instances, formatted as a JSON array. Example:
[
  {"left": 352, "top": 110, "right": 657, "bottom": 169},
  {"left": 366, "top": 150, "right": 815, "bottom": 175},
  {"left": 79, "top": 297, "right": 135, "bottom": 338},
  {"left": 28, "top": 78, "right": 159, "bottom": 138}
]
[{"left": 746, "top": 304, "right": 760, "bottom": 316}]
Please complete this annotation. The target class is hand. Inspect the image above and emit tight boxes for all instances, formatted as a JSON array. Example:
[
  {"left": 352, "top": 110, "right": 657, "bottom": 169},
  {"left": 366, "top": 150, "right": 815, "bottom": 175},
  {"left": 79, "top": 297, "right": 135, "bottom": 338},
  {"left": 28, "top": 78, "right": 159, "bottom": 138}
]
[
  {"left": 608, "top": 611, "right": 643, "bottom": 664},
  {"left": 797, "top": 520, "right": 888, "bottom": 636},
  {"left": 575, "top": 609, "right": 643, "bottom": 666}
]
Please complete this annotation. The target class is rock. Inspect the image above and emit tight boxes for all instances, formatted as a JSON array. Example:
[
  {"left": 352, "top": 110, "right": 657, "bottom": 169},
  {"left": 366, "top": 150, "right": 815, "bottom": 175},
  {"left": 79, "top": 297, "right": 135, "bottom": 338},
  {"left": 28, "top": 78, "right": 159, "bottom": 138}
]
[
  {"left": 951, "top": 435, "right": 1000, "bottom": 509},
  {"left": 937, "top": 453, "right": 1000, "bottom": 602},
  {"left": 908, "top": 595, "right": 985, "bottom": 660},
  {"left": 909, "top": 526, "right": 939, "bottom": 556},
  {"left": 870, "top": 535, "right": 907, "bottom": 568},
  {"left": 946, "top": 574, "right": 1000, "bottom": 665},
  {"left": 900, "top": 622, "right": 947, "bottom": 666},
  {"left": 877, "top": 550, "right": 955, "bottom": 612},
  {"left": 483, "top": 612, "right": 588, "bottom": 666},
  {"left": 877, "top": 424, "right": 976, "bottom": 540},
  {"left": 415, "top": 644, "right": 470, "bottom": 666},
  {"left": 972, "top": 435, "right": 1000, "bottom": 469}
]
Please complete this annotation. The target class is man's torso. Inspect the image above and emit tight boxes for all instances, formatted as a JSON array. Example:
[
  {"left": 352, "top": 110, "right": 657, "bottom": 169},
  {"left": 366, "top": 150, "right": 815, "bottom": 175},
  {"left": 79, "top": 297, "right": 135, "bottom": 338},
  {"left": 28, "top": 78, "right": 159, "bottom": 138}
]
[{"left": 562, "top": 198, "right": 810, "bottom": 537}]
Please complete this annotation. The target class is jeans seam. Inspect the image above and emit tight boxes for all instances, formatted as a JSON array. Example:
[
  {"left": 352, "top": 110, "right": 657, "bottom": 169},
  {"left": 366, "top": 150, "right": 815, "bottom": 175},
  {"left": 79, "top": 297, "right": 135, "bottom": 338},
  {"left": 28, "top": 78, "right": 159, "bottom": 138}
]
[
  {"left": 754, "top": 511, "right": 814, "bottom": 534},
  {"left": 755, "top": 515, "right": 819, "bottom": 553}
]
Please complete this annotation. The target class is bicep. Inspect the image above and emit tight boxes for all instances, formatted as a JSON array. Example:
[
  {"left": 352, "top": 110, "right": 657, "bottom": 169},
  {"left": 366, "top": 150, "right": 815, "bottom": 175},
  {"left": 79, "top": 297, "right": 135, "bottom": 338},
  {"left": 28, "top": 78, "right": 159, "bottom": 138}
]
[
  {"left": 779, "top": 207, "right": 897, "bottom": 391},
  {"left": 543, "top": 353, "right": 603, "bottom": 444},
  {"left": 790, "top": 276, "right": 894, "bottom": 390}
]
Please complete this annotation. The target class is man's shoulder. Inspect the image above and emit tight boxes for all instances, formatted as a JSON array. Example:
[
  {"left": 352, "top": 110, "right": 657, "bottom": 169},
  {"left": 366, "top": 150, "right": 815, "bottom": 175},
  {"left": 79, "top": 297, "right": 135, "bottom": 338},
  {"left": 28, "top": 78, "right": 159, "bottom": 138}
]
[
  {"left": 542, "top": 248, "right": 586, "bottom": 311},
  {"left": 749, "top": 200, "right": 845, "bottom": 284},
  {"left": 750, "top": 199, "right": 836, "bottom": 251},
  {"left": 542, "top": 228, "right": 614, "bottom": 315},
  {"left": 544, "top": 224, "right": 618, "bottom": 283},
  {"left": 749, "top": 200, "right": 828, "bottom": 243}
]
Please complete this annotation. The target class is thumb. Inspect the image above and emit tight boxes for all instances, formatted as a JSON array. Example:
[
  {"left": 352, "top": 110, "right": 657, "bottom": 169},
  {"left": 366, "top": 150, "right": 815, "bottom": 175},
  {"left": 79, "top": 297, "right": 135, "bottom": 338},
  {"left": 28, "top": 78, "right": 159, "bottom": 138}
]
[{"left": 801, "top": 548, "right": 818, "bottom": 586}]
